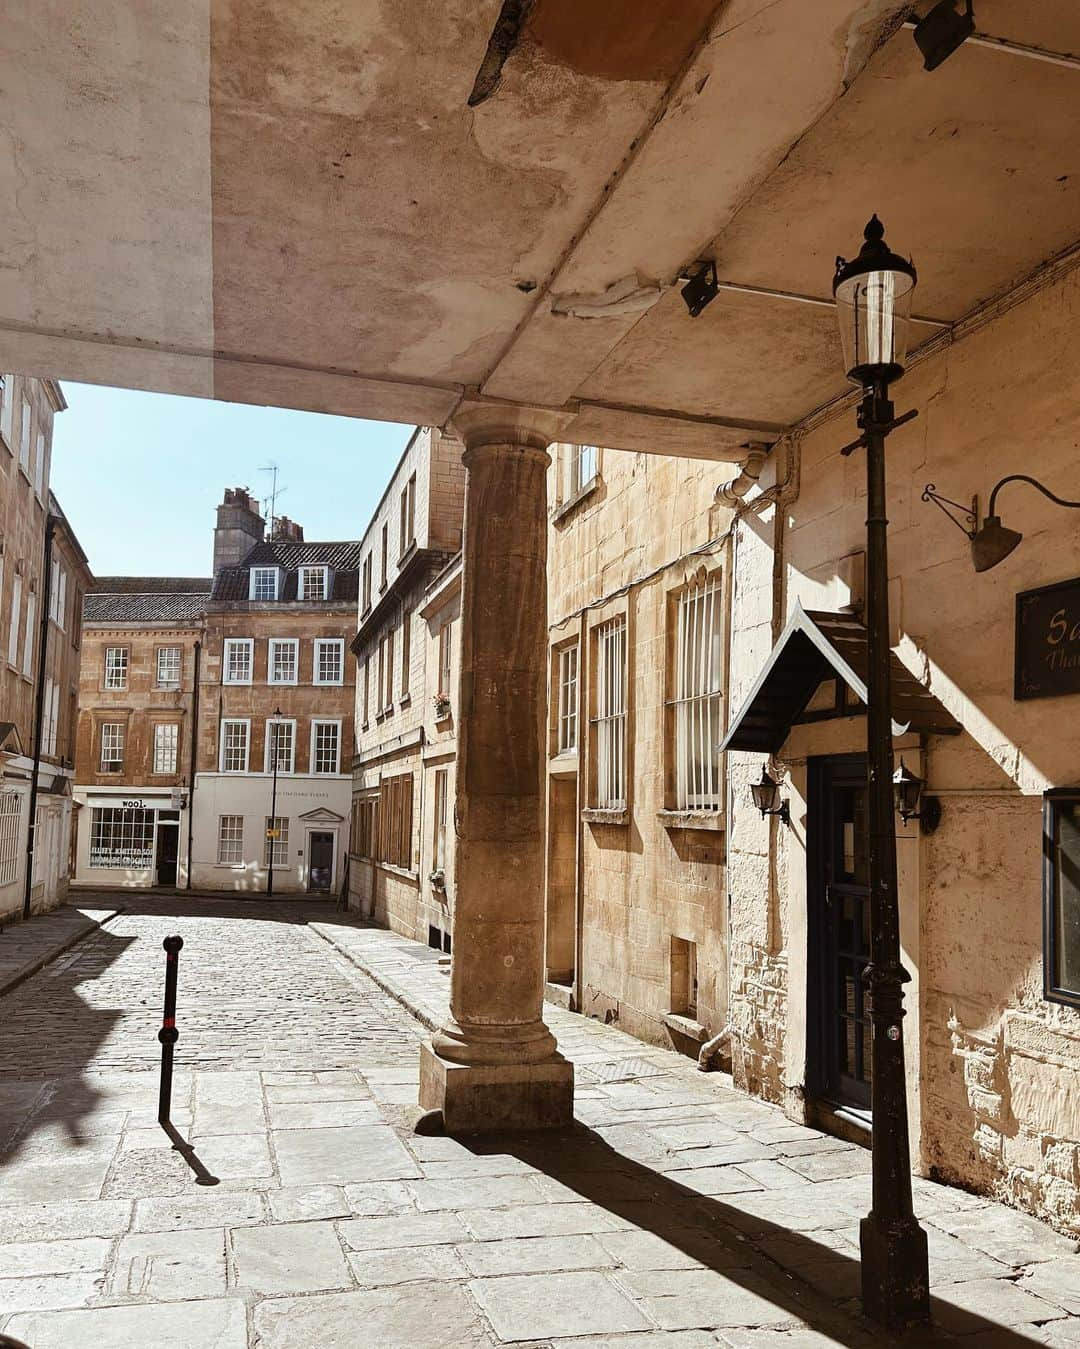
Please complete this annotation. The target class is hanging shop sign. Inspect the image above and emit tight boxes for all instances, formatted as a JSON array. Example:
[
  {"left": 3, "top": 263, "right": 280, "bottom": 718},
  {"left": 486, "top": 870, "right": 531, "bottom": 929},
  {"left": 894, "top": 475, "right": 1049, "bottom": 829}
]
[{"left": 1016, "top": 576, "right": 1080, "bottom": 700}]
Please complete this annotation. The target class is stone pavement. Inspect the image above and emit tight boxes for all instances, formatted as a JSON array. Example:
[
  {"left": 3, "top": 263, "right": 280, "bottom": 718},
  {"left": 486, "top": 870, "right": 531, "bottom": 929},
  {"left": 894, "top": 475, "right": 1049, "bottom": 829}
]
[
  {"left": 0, "top": 904, "right": 122, "bottom": 997},
  {"left": 0, "top": 897, "right": 1077, "bottom": 1348}
]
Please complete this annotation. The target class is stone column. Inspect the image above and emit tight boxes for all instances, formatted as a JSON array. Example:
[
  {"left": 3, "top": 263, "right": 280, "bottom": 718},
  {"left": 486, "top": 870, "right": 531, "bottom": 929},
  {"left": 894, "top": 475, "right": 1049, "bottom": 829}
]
[{"left": 419, "top": 404, "right": 574, "bottom": 1132}]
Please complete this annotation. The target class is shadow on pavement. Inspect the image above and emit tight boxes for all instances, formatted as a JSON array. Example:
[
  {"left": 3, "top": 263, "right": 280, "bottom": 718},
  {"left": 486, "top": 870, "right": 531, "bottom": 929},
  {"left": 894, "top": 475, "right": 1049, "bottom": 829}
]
[{"left": 463, "top": 1124, "right": 1058, "bottom": 1348}]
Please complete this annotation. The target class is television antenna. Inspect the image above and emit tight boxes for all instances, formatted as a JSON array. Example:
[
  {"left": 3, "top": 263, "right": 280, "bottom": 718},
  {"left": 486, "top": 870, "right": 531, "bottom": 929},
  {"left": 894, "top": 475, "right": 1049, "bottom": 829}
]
[{"left": 260, "top": 461, "right": 287, "bottom": 537}]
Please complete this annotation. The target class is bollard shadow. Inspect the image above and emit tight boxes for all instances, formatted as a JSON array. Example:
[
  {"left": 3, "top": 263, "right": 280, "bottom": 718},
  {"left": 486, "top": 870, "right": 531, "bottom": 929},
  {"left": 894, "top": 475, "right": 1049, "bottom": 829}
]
[
  {"left": 460, "top": 1124, "right": 1061, "bottom": 1347},
  {"left": 159, "top": 1118, "right": 220, "bottom": 1186}
]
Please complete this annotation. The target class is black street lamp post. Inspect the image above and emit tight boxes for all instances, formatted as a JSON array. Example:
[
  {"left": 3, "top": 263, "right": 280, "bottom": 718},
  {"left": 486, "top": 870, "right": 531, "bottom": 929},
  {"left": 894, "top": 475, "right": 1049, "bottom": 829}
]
[
  {"left": 833, "top": 216, "right": 930, "bottom": 1328},
  {"left": 266, "top": 709, "right": 283, "bottom": 897}
]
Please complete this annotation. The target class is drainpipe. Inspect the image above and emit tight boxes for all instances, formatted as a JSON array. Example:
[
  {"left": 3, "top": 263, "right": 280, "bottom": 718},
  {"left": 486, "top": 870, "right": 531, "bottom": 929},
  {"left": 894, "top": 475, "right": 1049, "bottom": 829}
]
[
  {"left": 715, "top": 444, "right": 770, "bottom": 509},
  {"left": 23, "top": 516, "right": 57, "bottom": 920},
  {"left": 185, "top": 640, "right": 201, "bottom": 890}
]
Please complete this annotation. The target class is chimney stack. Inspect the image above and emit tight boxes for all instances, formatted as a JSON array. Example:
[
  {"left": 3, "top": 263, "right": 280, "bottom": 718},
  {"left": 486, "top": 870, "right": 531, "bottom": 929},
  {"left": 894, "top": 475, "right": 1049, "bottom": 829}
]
[
  {"left": 272, "top": 515, "right": 304, "bottom": 544},
  {"left": 213, "top": 487, "right": 265, "bottom": 574}
]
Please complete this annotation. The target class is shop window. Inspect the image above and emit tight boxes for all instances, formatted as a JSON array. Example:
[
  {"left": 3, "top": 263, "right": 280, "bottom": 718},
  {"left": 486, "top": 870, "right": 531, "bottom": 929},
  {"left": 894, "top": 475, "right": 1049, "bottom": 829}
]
[
  {"left": 1045, "top": 790, "right": 1080, "bottom": 1008},
  {"left": 89, "top": 807, "right": 154, "bottom": 869}
]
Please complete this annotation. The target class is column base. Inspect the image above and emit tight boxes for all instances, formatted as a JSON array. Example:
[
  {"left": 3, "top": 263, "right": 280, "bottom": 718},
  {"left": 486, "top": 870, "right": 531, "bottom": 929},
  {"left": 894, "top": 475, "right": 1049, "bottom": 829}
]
[
  {"left": 419, "top": 1040, "right": 574, "bottom": 1134},
  {"left": 859, "top": 1213, "right": 930, "bottom": 1328}
]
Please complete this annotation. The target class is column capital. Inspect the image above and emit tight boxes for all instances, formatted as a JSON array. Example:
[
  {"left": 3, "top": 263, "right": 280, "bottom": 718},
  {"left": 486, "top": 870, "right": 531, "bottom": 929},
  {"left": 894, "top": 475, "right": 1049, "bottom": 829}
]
[{"left": 449, "top": 398, "right": 576, "bottom": 453}]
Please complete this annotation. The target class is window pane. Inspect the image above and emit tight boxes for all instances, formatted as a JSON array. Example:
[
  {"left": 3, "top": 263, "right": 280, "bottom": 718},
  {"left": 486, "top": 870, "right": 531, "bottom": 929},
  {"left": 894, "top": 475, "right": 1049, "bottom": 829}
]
[
  {"left": 270, "top": 639, "right": 296, "bottom": 683},
  {"left": 100, "top": 723, "right": 125, "bottom": 771},
  {"left": 105, "top": 646, "right": 128, "bottom": 689},
  {"left": 264, "top": 815, "right": 289, "bottom": 867},
  {"left": 218, "top": 814, "right": 243, "bottom": 865},
  {"left": 153, "top": 723, "right": 178, "bottom": 774},
  {"left": 1053, "top": 800, "right": 1080, "bottom": 995},
  {"left": 225, "top": 640, "right": 252, "bottom": 683},
  {"left": 157, "top": 647, "right": 182, "bottom": 687},
  {"left": 313, "top": 722, "right": 339, "bottom": 774},
  {"left": 89, "top": 807, "right": 153, "bottom": 868},
  {"left": 222, "top": 720, "right": 249, "bottom": 772}
]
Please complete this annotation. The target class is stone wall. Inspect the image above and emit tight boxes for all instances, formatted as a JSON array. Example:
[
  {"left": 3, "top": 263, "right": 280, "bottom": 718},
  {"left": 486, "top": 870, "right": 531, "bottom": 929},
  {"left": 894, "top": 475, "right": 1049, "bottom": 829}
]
[
  {"left": 725, "top": 260, "right": 1080, "bottom": 1231},
  {"left": 546, "top": 444, "right": 735, "bottom": 1052}
]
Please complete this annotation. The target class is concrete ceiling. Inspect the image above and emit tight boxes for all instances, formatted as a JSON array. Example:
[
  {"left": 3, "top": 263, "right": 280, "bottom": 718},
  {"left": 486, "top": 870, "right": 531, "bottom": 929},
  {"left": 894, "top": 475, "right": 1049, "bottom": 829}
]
[{"left": 0, "top": 0, "right": 1076, "bottom": 460}]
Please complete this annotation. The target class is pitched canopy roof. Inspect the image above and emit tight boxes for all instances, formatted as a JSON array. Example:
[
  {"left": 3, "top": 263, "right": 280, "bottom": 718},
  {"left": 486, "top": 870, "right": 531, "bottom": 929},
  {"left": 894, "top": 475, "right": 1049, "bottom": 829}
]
[{"left": 721, "top": 605, "right": 961, "bottom": 755}]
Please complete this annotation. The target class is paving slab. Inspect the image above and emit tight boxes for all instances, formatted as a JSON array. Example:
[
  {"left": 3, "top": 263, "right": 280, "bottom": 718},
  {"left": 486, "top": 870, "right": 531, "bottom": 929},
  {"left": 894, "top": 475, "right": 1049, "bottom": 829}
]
[
  {"left": 231, "top": 1220, "right": 352, "bottom": 1294},
  {"left": 927, "top": 1205, "right": 1079, "bottom": 1269},
  {"left": 932, "top": 1275, "right": 1069, "bottom": 1332},
  {"left": 459, "top": 1233, "right": 617, "bottom": 1276},
  {"left": 470, "top": 1269, "right": 653, "bottom": 1340},
  {"left": 1018, "top": 1254, "right": 1080, "bottom": 1315},
  {"left": 272, "top": 1123, "right": 420, "bottom": 1186},
  {"left": 0, "top": 1200, "right": 132, "bottom": 1244},
  {"left": 108, "top": 1227, "right": 227, "bottom": 1300},
  {"left": 0, "top": 1237, "right": 111, "bottom": 1277},
  {"left": 0, "top": 906, "right": 121, "bottom": 998},
  {"left": 339, "top": 1210, "right": 473, "bottom": 1250},
  {"left": 132, "top": 1189, "right": 265, "bottom": 1232},
  {"left": 267, "top": 1184, "right": 350, "bottom": 1223},
  {"left": 5, "top": 1295, "right": 249, "bottom": 1348},
  {"left": 253, "top": 1282, "right": 495, "bottom": 1348},
  {"left": 348, "top": 1242, "right": 470, "bottom": 1286},
  {"left": 0, "top": 1271, "right": 106, "bottom": 1315}
]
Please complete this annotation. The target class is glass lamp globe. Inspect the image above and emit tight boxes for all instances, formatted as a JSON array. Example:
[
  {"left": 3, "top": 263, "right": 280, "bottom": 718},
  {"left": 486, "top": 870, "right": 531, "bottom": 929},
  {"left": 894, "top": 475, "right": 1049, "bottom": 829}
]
[{"left": 833, "top": 215, "right": 917, "bottom": 388}]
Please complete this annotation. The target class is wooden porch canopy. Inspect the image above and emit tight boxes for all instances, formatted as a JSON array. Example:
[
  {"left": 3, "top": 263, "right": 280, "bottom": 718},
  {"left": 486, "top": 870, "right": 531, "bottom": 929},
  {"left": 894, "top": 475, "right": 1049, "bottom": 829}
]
[{"left": 721, "top": 605, "right": 961, "bottom": 754}]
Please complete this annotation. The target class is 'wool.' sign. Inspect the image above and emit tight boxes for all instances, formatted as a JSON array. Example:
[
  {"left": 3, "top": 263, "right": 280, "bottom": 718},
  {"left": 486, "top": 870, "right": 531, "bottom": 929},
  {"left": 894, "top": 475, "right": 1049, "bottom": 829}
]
[{"left": 1016, "top": 576, "right": 1080, "bottom": 700}]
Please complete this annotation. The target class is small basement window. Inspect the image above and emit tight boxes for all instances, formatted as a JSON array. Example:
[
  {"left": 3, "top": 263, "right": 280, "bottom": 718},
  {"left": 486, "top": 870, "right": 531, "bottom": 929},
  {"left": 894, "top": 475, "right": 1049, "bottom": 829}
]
[{"left": 670, "top": 936, "right": 698, "bottom": 1020}]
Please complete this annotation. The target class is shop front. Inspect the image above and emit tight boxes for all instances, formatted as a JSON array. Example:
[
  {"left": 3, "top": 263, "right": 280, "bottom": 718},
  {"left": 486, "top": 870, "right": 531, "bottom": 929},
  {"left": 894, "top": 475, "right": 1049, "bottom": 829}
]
[{"left": 73, "top": 787, "right": 188, "bottom": 889}]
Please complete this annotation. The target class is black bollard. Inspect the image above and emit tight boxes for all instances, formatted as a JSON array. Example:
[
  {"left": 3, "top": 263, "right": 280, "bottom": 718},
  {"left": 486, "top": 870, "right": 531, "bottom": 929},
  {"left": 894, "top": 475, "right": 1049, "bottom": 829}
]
[{"left": 158, "top": 934, "right": 183, "bottom": 1127}]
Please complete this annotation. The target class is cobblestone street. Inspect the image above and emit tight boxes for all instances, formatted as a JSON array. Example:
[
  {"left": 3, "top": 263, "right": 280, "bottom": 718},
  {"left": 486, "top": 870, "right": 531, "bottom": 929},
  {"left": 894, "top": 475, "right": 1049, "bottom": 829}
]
[{"left": 1, "top": 899, "right": 1078, "bottom": 1347}]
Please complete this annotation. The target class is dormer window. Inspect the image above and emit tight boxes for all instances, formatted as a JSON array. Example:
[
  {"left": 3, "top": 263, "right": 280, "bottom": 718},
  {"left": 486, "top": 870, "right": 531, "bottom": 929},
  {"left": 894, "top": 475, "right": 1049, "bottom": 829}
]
[
  {"left": 300, "top": 565, "right": 329, "bottom": 601},
  {"left": 250, "top": 567, "right": 279, "bottom": 601}
]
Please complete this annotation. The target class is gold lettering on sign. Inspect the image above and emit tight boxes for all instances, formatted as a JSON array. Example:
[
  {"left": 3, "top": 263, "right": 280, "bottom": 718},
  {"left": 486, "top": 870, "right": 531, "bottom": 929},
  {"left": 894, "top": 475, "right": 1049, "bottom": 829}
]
[{"left": 1048, "top": 608, "right": 1068, "bottom": 645}]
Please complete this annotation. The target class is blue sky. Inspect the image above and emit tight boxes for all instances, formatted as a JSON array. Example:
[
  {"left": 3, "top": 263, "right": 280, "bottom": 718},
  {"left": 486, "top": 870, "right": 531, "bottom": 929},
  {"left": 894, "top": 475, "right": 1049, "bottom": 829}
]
[{"left": 50, "top": 383, "right": 414, "bottom": 578}]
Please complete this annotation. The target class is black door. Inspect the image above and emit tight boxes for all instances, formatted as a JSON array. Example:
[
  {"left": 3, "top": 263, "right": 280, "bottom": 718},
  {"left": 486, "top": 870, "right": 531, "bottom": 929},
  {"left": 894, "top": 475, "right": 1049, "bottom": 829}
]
[
  {"left": 308, "top": 832, "right": 334, "bottom": 893},
  {"left": 156, "top": 823, "right": 179, "bottom": 887},
  {"left": 808, "top": 756, "right": 872, "bottom": 1112}
]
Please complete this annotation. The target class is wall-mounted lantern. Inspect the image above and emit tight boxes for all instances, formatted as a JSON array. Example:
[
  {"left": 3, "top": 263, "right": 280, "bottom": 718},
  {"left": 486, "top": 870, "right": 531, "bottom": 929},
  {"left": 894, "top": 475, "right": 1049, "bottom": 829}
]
[
  {"left": 923, "top": 475, "right": 1080, "bottom": 573},
  {"left": 750, "top": 768, "right": 789, "bottom": 825},
  {"left": 893, "top": 759, "right": 941, "bottom": 834}
]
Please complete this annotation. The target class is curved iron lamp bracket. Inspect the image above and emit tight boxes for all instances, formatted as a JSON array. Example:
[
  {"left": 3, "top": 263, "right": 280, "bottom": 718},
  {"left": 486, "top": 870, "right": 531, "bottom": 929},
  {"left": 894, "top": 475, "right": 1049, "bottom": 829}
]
[{"left": 922, "top": 484, "right": 978, "bottom": 537}]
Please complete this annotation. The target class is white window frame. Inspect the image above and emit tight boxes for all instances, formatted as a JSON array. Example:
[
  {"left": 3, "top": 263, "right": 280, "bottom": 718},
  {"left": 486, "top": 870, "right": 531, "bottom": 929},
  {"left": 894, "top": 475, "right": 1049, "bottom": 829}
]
[
  {"left": 104, "top": 645, "right": 128, "bottom": 690},
  {"left": 156, "top": 645, "right": 182, "bottom": 689},
  {"left": 264, "top": 717, "right": 296, "bottom": 775},
  {"left": 152, "top": 722, "right": 180, "bottom": 775},
  {"left": 217, "top": 814, "right": 244, "bottom": 866},
  {"left": 557, "top": 644, "right": 579, "bottom": 755},
  {"left": 264, "top": 815, "right": 289, "bottom": 868},
  {"left": 18, "top": 395, "right": 32, "bottom": 477},
  {"left": 34, "top": 429, "right": 46, "bottom": 499},
  {"left": 672, "top": 575, "right": 724, "bottom": 812},
  {"left": 7, "top": 572, "right": 21, "bottom": 667},
  {"left": 223, "top": 637, "right": 254, "bottom": 685},
  {"left": 593, "top": 616, "right": 627, "bottom": 811},
  {"left": 22, "top": 592, "right": 35, "bottom": 677},
  {"left": 311, "top": 719, "right": 341, "bottom": 775},
  {"left": 566, "top": 443, "right": 599, "bottom": 500},
  {"left": 0, "top": 790, "right": 21, "bottom": 886},
  {"left": 314, "top": 637, "right": 345, "bottom": 686},
  {"left": 400, "top": 474, "right": 416, "bottom": 556},
  {"left": 299, "top": 565, "right": 328, "bottom": 601},
  {"left": 88, "top": 806, "right": 154, "bottom": 869},
  {"left": 433, "top": 767, "right": 449, "bottom": 872},
  {"left": 362, "top": 555, "right": 372, "bottom": 613},
  {"left": 0, "top": 374, "right": 12, "bottom": 452},
  {"left": 100, "top": 722, "right": 125, "bottom": 773},
  {"left": 220, "top": 718, "right": 251, "bottom": 773},
  {"left": 249, "top": 567, "right": 279, "bottom": 601},
  {"left": 268, "top": 637, "right": 299, "bottom": 685}
]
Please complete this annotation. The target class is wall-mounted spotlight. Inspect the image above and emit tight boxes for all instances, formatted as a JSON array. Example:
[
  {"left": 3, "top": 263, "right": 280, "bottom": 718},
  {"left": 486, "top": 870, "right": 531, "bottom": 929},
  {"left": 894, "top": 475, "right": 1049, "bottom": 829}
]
[
  {"left": 750, "top": 767, "right": 789, "bottom": 825},
  {"left": 923, "top": 476, "right": 1080, "bottom": 573},
  {"left": 681, "top": 260, "right": 719, "bottom": 318},
  {"left": 893, "top": 759, "right": 941, "bottom": 833},
  {"left": 913, "top": 0, "right": 975, "bottom": 71}
]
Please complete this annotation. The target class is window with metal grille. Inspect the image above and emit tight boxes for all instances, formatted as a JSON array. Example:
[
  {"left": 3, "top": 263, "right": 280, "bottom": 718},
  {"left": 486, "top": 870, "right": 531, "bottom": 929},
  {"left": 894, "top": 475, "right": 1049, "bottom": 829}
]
[
  {"left": 300, "top": 566, "right": 327, "bottom": 601},
  {"left": 566, "top": 443, "right": 598, "bottom": 499},
  {"left": 220, "top": 719, "right": 249, "bottom": 772},
  {"left": 312, "top": 721, "right": 340, "bottom": 774},
  {"left": 264, "top": 815, "right": 289, "bottom": 867},
  {"left": 268, "top": 638, "right": 298, "bottom": 685},
  {"left": 100, "top": 723, "right": 125, "bottom": 772},
  {"left": 314, "top": 638, "right": 344, "bottom": 685},
  {"left": 0, "top": 791, "right": 21, "bottom": 886},
  {"left": 223, "top": 638, "right": 253, "bottom": 684},
  {"left": 101, "top": 647, "right": 125, "bottom": 690},
  {"left": 557, "top": 644, "right": 578, "bottom": 754},
  {"left": 671, "top": 576, "right": 724, "bottom": 811},
  {"left": 156, "top": 646, "right": 182, "bottom": 688},
  {"left": 592, "top": 617, "right": 627, "bottom": 810},
  {"left": 265, "top": 719, "right": 295, "bottom": 774},
  {"left": 153, "top": 723, "right": 179, "bottom": 774},
  {"left": 89, "top": 807, "right": 154, "bottom": 869},
  {"left": 217, "top": 814, "right": 243, "bottom": 865},
  {"left": 250, "top": 567, "right": 278, "bottom": 601}
]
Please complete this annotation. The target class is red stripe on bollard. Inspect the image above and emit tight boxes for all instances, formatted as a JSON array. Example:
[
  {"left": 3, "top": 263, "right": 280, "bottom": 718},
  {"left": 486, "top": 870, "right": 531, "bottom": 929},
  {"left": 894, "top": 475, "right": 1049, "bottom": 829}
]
[{"left": 162, "top": 1017, "right": 175, "bottom": 1028}]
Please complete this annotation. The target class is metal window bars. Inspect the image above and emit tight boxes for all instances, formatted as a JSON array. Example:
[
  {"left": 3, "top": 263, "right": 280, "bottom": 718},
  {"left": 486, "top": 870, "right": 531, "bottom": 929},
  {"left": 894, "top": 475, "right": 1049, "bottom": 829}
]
[
  {"left": 673, "top": 576, "right": 723, "bottom": 811},
  {"left": 594, "top": 617, "right": 627, "bottom": 810}
]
